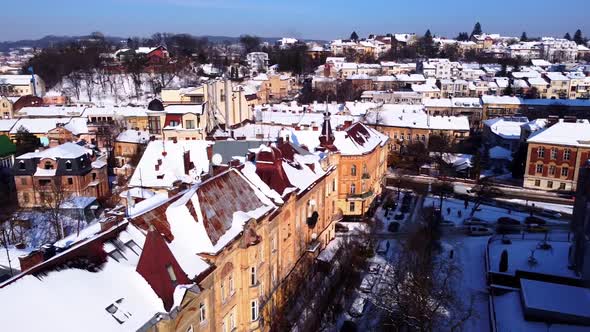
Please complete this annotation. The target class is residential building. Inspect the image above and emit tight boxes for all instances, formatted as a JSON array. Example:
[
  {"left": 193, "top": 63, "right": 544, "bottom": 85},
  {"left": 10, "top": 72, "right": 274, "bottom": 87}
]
[
  {"left": 438, "top": 79, "right": 470, "bottom": 98},
  {"left": 540, "top": 38, "right": 578, "bottom": 63},
  {"left": 0, "top": 74, "right": 46, "bottom": 97},
  {"left": 571, "top": 160, "right": 590, "bottom": 280},
  {"left": 483, "top": 117, "right": 529, "bottom": 152},
  {"left": 544, "top": 72, "right": 570, "bottom": 99},
  {"left": 246, "top": 52, "right": 270, "bottom": 74},
  {"left": 424, "top": 97, "right": 483, "bottom": 128},
  {"left": 12, "top": 142, "right": 109, "bottom": 208},
  {"left": 524, "top": 121, "right": 590, "bottom": 191},
  {"left": 363, "top": 104, "right": 470, "bottom": 152},
  {"left": 114, "top": 129, "right": 150, "bottom": 177},
  {"left": 0, "top": 96, "right": 14, "bottom": 119}
]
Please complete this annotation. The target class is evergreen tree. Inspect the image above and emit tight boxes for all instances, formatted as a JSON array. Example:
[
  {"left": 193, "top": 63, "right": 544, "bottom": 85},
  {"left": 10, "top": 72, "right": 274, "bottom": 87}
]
[
  {"left": 564, "top": 32, "right": 572, "bottom": 40},
  {"left": 13, "top": 127, "right": 40, "bottom": 156},
  {"left": 418, "top": 29, "right": 435, "bottom": 58},
  {"left": 350, "top": 31, "right": 359, "bottom": 41},
  {"left": 574, "top": 29, "right": 584, "bottom": 45},
  {"left": 456, "top": 32, "right": 470, "bottom": 41},
  {"left": 499, "top": 250, "right": 508, "bottom": 272},
  {"left": 471, "top": 22, "right": 483, "bottom": 37},
  {"left": 520, "top": 32, "right": 528, "bottom": 42}
]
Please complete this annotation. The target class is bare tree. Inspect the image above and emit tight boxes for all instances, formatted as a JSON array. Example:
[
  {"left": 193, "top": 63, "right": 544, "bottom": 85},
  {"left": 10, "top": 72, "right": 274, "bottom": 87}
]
[
  {"left": 469, "top": 177, "right": 501, "bottom": 217},
  {"left": 371, "top": 224, "right": 474, "bottom": 332},
  {"left": 40, "top": 178, "right": 69, "bottom": 240}
]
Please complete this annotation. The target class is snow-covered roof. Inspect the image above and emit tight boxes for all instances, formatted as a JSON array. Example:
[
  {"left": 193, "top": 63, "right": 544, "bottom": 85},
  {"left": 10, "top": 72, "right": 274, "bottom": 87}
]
[
  {"left": 528, "top": 77, "right": 548, "bottom": 86},
  {"left": 116, "top": 129, "right": 150, "bottom": 144},
  {"left": 165, "top": 104, "right": 204, "bottom": 115},
  {"left": 527, "top": 121, "right": 590, "bottom": 147},
  {"left": 0, "top": 223, "right": 165, "bottom": 332},
  {"left": 483, "top": 117, "right": 528, "bottom": 140},
  {"left": 531, "top": 59, "right": 552, "bottom": 67},
  {"left": 411, "top": 84, "right": 440, "bottom": 93},
  {"left": 17, "top": 106, "right": 86, "bottom": 118},
  {"left": 489, "top": 146, "right": 513, "bottom": 160},
  {"left": 17, "top": 142, "right": 89, "bottom": 160},
  {"left": 545, "top": 72, "right": 568, "bottom": 81},
  {"left": 84, "top": 107, "right": 149, "bottom": 118},
  {"left": 0, "top": 119, "right": 18, "bottom": 132},
  {"left": 481, "top": 95, "right": 521, "bottom": 105},
  {"left": 164, "top": 169, "right": 275, "bottom": 262},
  {"left": 129, "top": 140, "right": 213, "bottom": 189},
  {"left": 423, "top": 98, "right": 482, "bottom": 108},
  {"left": 364, "top": 104, "right": 470, "bottom": 131},
  {"left": 9, "top": 117, "right": 88, "bottom": 135},
  {"left": 0, "top": 74, "right": 38, "bottom": 86}
]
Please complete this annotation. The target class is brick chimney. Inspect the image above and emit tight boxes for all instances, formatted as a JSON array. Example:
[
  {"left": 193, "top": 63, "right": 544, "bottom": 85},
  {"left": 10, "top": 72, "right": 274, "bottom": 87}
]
[{"left": 19, "top": 250, "right": 44, "bottom": 271}]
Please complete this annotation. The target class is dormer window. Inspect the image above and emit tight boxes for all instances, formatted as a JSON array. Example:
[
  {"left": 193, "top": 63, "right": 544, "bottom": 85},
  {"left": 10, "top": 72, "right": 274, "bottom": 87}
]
[
  {"left": 18, "top": 161, "right": 25, "bottom": 170},
  {"left": 105, "top": 298, "right": 131, "bottom": 324},
  {"left": 166, "top": 264, "right": 178, "bottom": 287},
  {"left": 44, "top": 161, "right": 53, "bottom": 170},
  {"left": 65, "top": 160, "right": 72, "bottom": 171}
]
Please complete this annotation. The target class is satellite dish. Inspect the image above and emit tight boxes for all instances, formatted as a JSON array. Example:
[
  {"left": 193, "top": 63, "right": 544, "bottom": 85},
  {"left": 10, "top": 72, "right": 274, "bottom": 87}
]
[{"left": 212, "top": 153, "right": 223, "bottom": 165}]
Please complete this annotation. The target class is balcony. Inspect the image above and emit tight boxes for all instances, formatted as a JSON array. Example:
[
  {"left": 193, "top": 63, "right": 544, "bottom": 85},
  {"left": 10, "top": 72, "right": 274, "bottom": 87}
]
[
  {"left": 361, "top": 172, "right": 371, "bottom": 180},
  {"left": 347, "top": 190, "right": 374, "bottom": 200}
]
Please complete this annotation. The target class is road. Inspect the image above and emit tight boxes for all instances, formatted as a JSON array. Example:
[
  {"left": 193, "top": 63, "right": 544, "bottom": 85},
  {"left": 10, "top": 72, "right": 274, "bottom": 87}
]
[{"left": 386, "top": 173, "right": 574, "bottom": 205}]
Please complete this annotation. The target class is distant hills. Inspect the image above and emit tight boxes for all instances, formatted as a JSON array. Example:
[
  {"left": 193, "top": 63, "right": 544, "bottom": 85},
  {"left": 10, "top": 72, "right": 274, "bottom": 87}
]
[{"left": 0, "top": 34, "right": 327, "bottom": 52}]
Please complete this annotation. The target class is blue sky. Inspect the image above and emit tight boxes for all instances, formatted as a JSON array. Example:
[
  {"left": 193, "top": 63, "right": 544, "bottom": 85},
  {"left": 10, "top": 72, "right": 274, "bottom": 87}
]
[{"left": 1, "top": 0, "right": 589, "bottom": 41}]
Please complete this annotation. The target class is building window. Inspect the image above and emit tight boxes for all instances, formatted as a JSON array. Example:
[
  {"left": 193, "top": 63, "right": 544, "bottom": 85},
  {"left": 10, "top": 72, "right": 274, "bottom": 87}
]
[
  {"left": 221, "top": 281, "right": 225, "bottom": 301},
  {"left": 92, "top": 173, "right": 97, "bottom": 181},
  {"left": 271, "top": 235, "right": 277, "bottom": 253},
  {"left": 251, "top": 299, "right": 259, "bottom": 321},
  {"left": 550, "top": 148, "right": 558, "bottom": 160},
  {"left": 549, "top": 165, "right": 556, "bottom": 175},
  {"left": 349, "top": 201, "right": 355, "bottom": 212},
  {"left": 67, "top": 178, "right": 73, "bottom": 185},
  {"left": 350, "top": 183, "right": 356, "bottom": 194},
  {"left": 229, "top": 311, "right": 236, "bottom": 330},
  {"left": 559, "top": 183, "right": 566, "bottom": 190},
  {"left": 20, "top": 177, "right": 27, "bottom": 185},
  {"left": 185, "top": 120, "right": 195, "bottom": 129},
  {"left": 65, "top": 160, "right": 72, "bottom": 170},
  {"left": 564, "top": 149, "right": 571, "bottom": 161},
  {"left": 547, "top": 181, "right": 553, "bottom": 189},
  {"left": 23, "top": 193, "right": 30, "bottom": 203},
  {"left": 534, "top": 179, "right": 541, "bottom": 186},
  {"left": 351, "top": 165, "right": 357, "bottom": 176},
  {"left": 228, "top": 274, "right": 234, "bottom": 294},
  {"left": 537, "top": 147, "right": 545, "bottom": 158},
  {"left": 199, "top": 303, "right": 206, "bottom": 323},
  {"left": 166, "top": 264, "right": 177, "bottom": 287},
  {"left": 332, "top": 178, "right": 336, "bottom": 192},
  {"left": 561, "top": 167, "right": 569, "bottom": 177},
  {"left": 536, "top": 164, "right": 543, "bottom": 173},
  {"left": 18, "top": 161, "right": 25, "bottom": 170},
  {"left": 44, "top": 161, "right": 53, "bottom": 170},
  {"left": 250, "top": 266, "right": 257, "bottom": 286}
]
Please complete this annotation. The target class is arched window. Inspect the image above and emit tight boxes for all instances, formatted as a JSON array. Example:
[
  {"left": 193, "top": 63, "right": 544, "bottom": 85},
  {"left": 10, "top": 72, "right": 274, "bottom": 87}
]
[
  {"left": 44, "top": 161, "right": 53, "bottom": 170},
  {"left": 19, "top": 160, "right": 25, "bottom": 170},
  {"left": 351, "top": 165, "right": 357, "bottom": 176},
  {"left": 65, "top": 160, "right": 72, "bottom": 170},
  {"left": 350, "top": 183, "right": 356, "bottom": 194}
]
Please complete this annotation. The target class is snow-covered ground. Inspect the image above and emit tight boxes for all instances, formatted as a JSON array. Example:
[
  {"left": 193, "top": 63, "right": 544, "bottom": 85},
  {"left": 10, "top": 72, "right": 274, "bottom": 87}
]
[
  {"left": 423, "top": 196, "right": 564, "bottom": 226},
  {"left": 488, "top": 236, "right": 577, "bottom": 278},
  {"left": 446, "top": 236, "right": 491, "bottom": 332},
  {"left": 49, "top": 71, "right": 201, "bottom": 106},
  {"left": 495, "top": 198, "right": 573, "bottom": 215}
]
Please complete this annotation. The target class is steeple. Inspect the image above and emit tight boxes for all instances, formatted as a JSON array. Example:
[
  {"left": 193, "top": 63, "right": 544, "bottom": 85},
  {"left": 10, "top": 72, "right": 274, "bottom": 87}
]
[{"left": 319, "top": 98, "right": 336, "bottom": 150}]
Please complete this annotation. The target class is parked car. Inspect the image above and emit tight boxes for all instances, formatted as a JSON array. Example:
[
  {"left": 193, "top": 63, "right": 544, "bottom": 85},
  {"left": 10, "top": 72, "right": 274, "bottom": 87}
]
[
  {"left": 497, "top": 217, "right": 520, "bottom": 225},
  {"left": 525, "top": 216, "right": 546, "bottom": 225},
  {"left": 468, "top": 226, "right": 493, "bottom": 236},
  {"left": 526, "top": 224, "right": 549, "bottom": 233},
  {"left": 388, "top": 222, "right": 400, "bottom": 232},
  {"left": 463, "top": 217, "right": 489, "bottom": 226},
  {"left": 349, "top": 297, "right": 367, "bottom": 317}
]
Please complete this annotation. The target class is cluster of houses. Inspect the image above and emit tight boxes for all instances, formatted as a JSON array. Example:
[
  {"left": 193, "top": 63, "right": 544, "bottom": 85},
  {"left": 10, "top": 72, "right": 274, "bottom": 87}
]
[{"left": 0, "top": 30, "right": 589, "bottom": 331}]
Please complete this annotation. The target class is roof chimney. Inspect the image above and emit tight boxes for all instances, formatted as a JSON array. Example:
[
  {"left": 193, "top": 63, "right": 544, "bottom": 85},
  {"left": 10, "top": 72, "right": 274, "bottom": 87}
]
[
  {"left": 183, "top": 151, "right": 191, "bottom": 175},
  {"left": 18, "top": 250, "right": 44, "bottom": 271}
]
